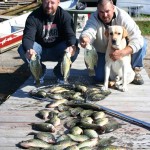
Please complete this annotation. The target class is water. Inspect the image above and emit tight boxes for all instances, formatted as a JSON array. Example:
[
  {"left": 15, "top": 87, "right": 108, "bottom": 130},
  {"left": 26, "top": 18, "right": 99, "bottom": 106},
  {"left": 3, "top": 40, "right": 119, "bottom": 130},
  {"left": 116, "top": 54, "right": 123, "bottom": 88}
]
[{"left": 117, "top": 0, "right": 150, "bottom": 15}]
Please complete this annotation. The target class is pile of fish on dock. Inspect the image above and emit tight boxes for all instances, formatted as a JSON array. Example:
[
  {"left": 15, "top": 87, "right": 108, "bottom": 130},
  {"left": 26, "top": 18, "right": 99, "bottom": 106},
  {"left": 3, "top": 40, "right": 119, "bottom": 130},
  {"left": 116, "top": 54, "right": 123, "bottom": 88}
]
[
  {"left": 18, "top": 84, "right": 126, "bottom": 149},
  {"left": 19, "top": 44, "right": 127, "bottom": 149},
  {"left": 29, "top": 84, "right": 111, "bottom": 102}
]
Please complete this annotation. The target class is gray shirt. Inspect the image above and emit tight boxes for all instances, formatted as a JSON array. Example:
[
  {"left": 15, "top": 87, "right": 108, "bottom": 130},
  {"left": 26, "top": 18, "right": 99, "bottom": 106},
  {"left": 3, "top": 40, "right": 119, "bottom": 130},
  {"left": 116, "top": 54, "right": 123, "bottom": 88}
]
[{"left": 80, "top": 6, "right": 143, "bottom": 53}]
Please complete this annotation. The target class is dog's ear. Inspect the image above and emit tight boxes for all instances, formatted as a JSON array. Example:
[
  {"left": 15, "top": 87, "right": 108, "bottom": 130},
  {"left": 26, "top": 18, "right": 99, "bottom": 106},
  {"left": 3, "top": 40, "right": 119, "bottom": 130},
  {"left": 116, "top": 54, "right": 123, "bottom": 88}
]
[
  {"left": 105, "top": 29, "right": 109, "bottom": 38},
  {"left": 122, "top": 27, "right": 128, "bottom": 38}
]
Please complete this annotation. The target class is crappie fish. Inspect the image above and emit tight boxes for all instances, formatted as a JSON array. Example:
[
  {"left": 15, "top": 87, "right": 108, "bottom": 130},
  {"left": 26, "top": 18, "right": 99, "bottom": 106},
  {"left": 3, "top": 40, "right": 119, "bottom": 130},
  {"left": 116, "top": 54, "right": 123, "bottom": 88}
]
[
  {"left": 83, "top": 129, "right": 98, "bottom": 138},
  {"left": 47, "top": 93, "right": 64, "bottom": 100},
  {"left": 58, "top": 110, "right": 71, "bottom": 119},
  {"left": 19, "top": 139, "right": 51, "bottom": 149},
  {"left": 48, "top": 110, "right": 58, "bottom": 119},
  {"left": 29, "top": 54, "right": 42, "bottom": 86},
  {"left": 103, "top": 120, "right": 122, "bottom": 133},
  {"left": 97, "top": 136, "right": 117, "bottom": 147},
  {"left": 70, "top": 126, "right": 83, "bottom": 135},
  {"left": 30, "top": 90, "right": 47, "bottom": 98},
  {"left": 56, "top": 134, "right": 71, "bottom": 142},
  {"left": 45, "top": 115, "right": 61, "bottom": 127},
  {"left": 82, "top": 117, "right": 93, "bottom": 124},
  {"left": 61, "top": 51, "right": 72, "bottom": 82},
  {"left": 84, "top": 44, "right": 98, "bottom": 76},
  {"left": 65, "top": 118, "right": 80, "bottom": 129},
  {"left": 70, "top": 107, "right": 83, "bottom": 116},
  {"left": 67, "top": 134, "right": 89, "bottom": 142},
  {"left": 95, "top": 118, "right": 109, "bottom": 126},
  {"left": 57, "top": 104, "right": 70, "bottom": 112},
  {"left": 28, "top": 132, "right": 56, "bottom": 144},
  {"left": 56, "top": 140, "right": 77, "bottom": 149},
  {"left": 46, "top": 99, "right": 68, "bottom": 108},
  {"left": 92, "top": 111, "right": 105, "bottom": 120},
  {"left": 74, "top": 83, "right": 87, "bottom": 93},
  {"left": 31, "top": 123, "right": 55, "bottom": 132},
  {"left": 79, "top": 146, "right": 91, "bottom": 150},
  {"left": 48, "top": 86, "right": 69, "bottom": 93},
  {"left": 80, "top": 109, "right": 94, "bottom": 118},
  {"left": 65, "top": 145, "right": 79, "bottom": 150},
  {"left": 67, "top": 103, "right": 102, "bottom": 111},
  {"left": 77, "top": 138, "right": 98, "bottom": 149},
  {"left": 79, "top": 121, "right": 103, "bottom": 130}
]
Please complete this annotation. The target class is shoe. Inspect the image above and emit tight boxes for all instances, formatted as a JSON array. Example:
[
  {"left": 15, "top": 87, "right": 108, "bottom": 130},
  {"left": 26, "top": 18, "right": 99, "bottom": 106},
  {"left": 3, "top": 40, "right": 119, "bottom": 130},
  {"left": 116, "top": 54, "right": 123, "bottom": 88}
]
[
  {"left": 132, "top": 72, "right": 144, "bottom": 85},
  {"left": 57, "top": 79, "right": 68, "bottom": 85},
  {"left": 34, "top": 66, "right": 47, "bottom": 85}
]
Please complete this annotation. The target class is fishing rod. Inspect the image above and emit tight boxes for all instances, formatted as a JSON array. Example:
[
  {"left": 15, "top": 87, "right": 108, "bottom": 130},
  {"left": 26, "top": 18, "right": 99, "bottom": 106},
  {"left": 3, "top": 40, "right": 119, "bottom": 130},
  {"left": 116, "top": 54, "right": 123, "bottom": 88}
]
[{"left": 100, "top": 105, "right": 150, "bottom": 131}]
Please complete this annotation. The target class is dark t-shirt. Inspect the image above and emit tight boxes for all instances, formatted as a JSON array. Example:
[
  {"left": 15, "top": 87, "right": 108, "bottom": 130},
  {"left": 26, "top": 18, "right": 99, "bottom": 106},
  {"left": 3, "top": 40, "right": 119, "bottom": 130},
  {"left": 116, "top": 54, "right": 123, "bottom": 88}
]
[{"left": 22, "top": 6, "right": 77, "bottom": 52}]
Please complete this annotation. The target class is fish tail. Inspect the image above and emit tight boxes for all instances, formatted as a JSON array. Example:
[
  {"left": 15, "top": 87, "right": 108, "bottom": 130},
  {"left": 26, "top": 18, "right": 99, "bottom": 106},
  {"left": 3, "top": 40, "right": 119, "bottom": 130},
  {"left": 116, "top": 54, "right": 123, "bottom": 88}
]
[{"left": 88, "top": 69, "right": 95, "bottom": 76}]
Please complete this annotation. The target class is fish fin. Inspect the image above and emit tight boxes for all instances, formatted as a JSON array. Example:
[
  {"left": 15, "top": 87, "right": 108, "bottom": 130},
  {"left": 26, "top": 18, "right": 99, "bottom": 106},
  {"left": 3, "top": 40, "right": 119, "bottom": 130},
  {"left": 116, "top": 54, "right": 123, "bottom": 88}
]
[
  {"left": 61, "top": 62, "right": 64, "bottom": 75},
  {"left": 69, "top": 60, "right": 72, "bottom": 65},
  {"left": 84, "top": 61, "right": 89, "bottom": 69},
  {"left": 27, "top": 132, "right": 36, "bottom": 136},
  {"left": 35, "top": 80, "right": 40, "bottom": 87}
]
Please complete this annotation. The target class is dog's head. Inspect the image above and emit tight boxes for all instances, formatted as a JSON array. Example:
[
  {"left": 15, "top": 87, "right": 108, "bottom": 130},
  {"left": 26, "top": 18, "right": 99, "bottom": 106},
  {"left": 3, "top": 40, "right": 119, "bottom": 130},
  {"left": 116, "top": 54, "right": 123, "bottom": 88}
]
[{"left": 105, "top": 25, "right": 128, "bottom": 49}]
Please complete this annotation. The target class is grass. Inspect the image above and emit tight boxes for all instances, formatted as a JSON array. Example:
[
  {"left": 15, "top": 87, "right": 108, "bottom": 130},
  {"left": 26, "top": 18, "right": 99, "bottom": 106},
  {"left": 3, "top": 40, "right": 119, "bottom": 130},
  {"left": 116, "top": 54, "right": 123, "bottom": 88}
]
[{"left": 136, "top": 21, "right": 150, "bottom": 35}]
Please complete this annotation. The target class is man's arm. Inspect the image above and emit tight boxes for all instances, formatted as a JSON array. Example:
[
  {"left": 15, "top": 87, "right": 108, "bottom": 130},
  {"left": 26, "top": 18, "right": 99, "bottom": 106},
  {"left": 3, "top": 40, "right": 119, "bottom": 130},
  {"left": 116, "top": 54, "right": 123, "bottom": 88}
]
[
  {"left": 79, "top": 12, "right": 98, "bottom": 48},
  {"left": 63, "top": 11, "right": 77, "bottom": 47},
  {"left": 22, "top": 16, "right": 37, "bottom": 52},
  {"left": 110, "top": 46, "right": 133, "bottom": 61}
]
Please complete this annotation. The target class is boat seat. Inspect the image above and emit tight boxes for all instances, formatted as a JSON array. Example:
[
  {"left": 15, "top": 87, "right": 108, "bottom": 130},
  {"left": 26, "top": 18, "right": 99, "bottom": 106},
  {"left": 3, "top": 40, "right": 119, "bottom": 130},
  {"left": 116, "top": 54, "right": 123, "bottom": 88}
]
[{"left": 59, "top": 0, "right": 78, "bottom": 9}]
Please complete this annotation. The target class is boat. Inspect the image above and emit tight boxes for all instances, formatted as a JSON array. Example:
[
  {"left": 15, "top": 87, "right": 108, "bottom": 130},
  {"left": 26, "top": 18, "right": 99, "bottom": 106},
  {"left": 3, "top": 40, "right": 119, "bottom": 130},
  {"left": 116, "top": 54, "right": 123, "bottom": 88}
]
[
  {"left": 59, "top": 0, "right": 78, "bottom": 9},
  {"left": 0, "top": 0, "right": 79, "bottom": 54},
  {"left": 0, "top": 12, "right": 31, "bottom": 53}
]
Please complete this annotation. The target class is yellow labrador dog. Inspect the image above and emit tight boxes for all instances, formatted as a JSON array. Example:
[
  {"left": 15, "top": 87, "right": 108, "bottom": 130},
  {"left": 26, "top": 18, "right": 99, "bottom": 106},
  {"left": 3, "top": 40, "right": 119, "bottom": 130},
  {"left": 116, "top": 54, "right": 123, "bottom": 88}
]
[{"left": 102, "top": 25, "right": 135, "bottom": 92}]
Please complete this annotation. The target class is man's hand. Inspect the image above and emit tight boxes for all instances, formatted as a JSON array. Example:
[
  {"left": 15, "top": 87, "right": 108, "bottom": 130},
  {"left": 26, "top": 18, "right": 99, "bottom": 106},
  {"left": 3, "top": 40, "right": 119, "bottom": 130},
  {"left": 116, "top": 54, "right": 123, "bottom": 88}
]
[
  {"left": 109, "top": 46, "right": 133, "bottom": 61},
  {"left": 26, "top": 49, "right": 37, "bottom": 60},
  {"left": 109, "top": 49, "right": 125, "bottom": 61},
  {"left": 66, "top": 45, "right": 76, "bottom": 56},
  {"left": 80, "top": 36, "right": 90, "bottom": 48}
]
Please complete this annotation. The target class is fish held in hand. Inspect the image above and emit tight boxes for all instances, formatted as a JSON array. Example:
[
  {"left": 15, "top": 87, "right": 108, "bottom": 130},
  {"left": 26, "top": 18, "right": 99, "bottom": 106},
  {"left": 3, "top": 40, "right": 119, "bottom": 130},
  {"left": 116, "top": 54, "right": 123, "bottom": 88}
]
[
  {"left": 29, "top": 54, "right": 42, "bottom": 85},
  {"left": 61, "top": 51, "right": 72, "bottom": 82},
  {"left": 84, "top": 44, "right": 98, "bottom": 76}
]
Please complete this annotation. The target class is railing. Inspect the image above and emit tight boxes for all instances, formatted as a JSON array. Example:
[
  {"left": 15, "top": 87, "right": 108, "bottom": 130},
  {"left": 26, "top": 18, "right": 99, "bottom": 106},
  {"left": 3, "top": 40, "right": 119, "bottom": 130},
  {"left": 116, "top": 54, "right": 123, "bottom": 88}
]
[{"left": 122, "top": 5, "right": 143, "bottom": 17}]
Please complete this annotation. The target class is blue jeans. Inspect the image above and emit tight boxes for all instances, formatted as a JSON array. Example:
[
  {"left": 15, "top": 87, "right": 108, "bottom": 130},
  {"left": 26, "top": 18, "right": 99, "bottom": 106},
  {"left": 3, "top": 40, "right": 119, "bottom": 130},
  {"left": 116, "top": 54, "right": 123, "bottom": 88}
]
[
  {"left": 94, "top": 38, "right": 147, "bottom": 82},
  {"left": 18, "top": 41, "right": 79, "bottom": 79}
]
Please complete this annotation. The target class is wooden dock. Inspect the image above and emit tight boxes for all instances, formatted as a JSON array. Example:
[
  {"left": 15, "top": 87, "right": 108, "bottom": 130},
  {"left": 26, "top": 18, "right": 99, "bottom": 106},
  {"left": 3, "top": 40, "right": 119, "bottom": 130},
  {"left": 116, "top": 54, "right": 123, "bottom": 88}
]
[{"left": 0, "top": 44, "right": 150, "bottom": 149}]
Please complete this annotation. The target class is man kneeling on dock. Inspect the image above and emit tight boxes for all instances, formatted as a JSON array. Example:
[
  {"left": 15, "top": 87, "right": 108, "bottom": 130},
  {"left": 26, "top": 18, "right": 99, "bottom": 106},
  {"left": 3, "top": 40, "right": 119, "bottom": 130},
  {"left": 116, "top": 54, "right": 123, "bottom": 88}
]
[{"left": 18, "top": 0, "right": 79, "bottom": 85}]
